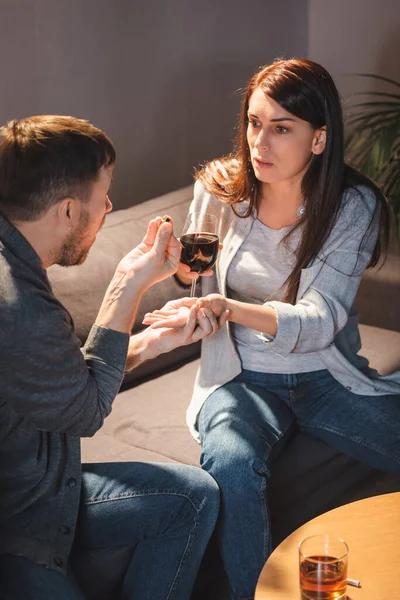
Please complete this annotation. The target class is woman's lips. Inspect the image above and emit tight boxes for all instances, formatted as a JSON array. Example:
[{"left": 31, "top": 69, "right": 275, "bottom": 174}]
[{"left": 253, "top": 157, "right": 274, "bottom": 169}]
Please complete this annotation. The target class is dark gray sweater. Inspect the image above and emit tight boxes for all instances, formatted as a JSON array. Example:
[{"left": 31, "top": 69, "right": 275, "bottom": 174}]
[{"left": 0, "top": 215, "right": 129, "bottom": 573}]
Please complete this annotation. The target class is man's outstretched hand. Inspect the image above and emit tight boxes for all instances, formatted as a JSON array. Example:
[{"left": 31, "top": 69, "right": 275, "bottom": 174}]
[
  {"left": 143, "top": 295, "right": 229, "bottom": 329},
  {"left": 126, "top": 301, "right": 229, "bottom": 371}
]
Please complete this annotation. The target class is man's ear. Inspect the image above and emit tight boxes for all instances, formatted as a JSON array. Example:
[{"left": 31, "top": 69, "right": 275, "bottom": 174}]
[
  {"left": 57, "top": 198, "right": 78, "bottom": 228},
  {"left": 312, "top": 126, "right": 327, "bottom": 155}
]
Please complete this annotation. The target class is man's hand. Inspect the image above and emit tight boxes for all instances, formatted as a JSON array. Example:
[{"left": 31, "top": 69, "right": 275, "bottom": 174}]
[
  {"left": 96, "top": 217, "right": 181, "bottom": 334},
  {"left": 143, "top": 295, "right": 229, "bottom": 330},
  {"left": 116, "top": 217, "right": 181, "bottom": 292},
  {"left": 143, "top": 297, "right": 198, "bottom": 329},
  {"left": 126, "top": 303, "right": 229, "bottom": 371}
]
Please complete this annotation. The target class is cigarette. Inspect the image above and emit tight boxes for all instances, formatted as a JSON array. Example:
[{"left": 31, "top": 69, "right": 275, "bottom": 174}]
[
  {"left": 346, "top": 578, "right": 361, "bottom": 588},
  {"left": 160, "top": 215, "right": 171, "bottom": 223}
]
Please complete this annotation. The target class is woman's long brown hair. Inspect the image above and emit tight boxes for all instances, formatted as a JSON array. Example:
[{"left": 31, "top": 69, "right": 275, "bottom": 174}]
[{"left": 196, "top": 58, "right": 392, "bottom": 304}]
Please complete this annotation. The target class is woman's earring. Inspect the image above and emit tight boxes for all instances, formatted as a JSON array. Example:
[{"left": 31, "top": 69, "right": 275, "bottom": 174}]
[{"left": 297, "top": 205, "right": 305, "bottom": 217}]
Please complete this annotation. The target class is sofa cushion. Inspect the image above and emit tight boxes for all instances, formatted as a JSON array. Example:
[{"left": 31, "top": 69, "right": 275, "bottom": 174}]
[
  {"left": 82, "top": 431, "right": 182, "bottom": 465},
  {"left": 88, "top": 359, "right": 202, "bottom": 466},
  {"left": 356, "top": 324, "right": 400, "bottom": 375}
]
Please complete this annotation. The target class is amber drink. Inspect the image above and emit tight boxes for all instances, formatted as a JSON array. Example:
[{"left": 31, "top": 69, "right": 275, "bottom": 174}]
[{"left": 298, "top": 535, "right": 348, "bottom": 600}]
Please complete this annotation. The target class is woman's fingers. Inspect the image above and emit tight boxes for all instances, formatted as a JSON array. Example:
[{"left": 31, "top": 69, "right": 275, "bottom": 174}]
[
  {"left": 192, "top": 309, "right": 213, "bottom": 341},
  {"left": 219, "top": 309, "right": 230, "bottom": 327},
  {"left": 201, "top": 307, "right": 219, "bottom": 334},
  {"left": 200, "top": 269, "right": 214, "bottom": 277}
]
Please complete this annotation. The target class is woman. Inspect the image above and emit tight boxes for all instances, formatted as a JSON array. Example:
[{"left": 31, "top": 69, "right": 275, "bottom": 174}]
[{"left": 144, "top": 58, "right": 400, "bottom": 600}]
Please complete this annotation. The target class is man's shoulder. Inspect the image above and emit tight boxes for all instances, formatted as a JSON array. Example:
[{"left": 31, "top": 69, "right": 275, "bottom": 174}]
[{"left": 0, "top": 249, "right": 69, "bottom": 337}]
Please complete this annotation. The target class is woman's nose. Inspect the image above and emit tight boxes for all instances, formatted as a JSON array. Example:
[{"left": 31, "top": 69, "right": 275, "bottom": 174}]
[{"left": 255, "top": 129, "right": 270, "bottom": 150}]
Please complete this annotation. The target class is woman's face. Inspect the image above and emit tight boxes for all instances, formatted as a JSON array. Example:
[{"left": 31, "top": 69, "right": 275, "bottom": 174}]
[{"left": 246, "top": 88, "right": 326, "bottom": 187}]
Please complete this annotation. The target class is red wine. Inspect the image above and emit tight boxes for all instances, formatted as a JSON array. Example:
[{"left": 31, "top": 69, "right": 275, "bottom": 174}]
[{"left": 180, "top": 233, "right": 219, "bottom": 273}]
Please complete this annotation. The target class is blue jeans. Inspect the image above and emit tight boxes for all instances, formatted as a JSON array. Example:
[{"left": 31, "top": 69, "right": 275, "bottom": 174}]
[
  {"left": 198, "top": 368, "right": 400, "bottom": 600},
  {"left": 0, "top": 462, "right": 219, "bottom": 600}
]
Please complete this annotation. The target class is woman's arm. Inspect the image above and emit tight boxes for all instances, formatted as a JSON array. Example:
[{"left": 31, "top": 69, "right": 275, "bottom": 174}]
[{"left": 196, "top": 294, "right": 278, "bottom": 337}]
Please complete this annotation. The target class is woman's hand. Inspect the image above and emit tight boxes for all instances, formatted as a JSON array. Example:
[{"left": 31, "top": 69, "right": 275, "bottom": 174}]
[
  {"left": 174, "top": 242, "right": 223, "bottom": 286},
  {"left": 196, "top": 293, "right": 228, "bottom": 318}
]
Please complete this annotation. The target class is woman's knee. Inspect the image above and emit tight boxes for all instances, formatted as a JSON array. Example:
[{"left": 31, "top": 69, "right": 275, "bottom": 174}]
[{"left": 201, "top": 445, "right": 269, "bottom": 495}]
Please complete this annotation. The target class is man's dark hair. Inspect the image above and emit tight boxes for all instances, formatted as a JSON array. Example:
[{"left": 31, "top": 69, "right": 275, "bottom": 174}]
[{"left": 0, "top": 115, "right": 116, "bottom": 222}]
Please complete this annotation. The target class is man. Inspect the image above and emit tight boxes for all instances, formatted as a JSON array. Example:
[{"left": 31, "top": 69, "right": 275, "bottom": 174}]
[{"left": 0, "top": 115, "right": 224, "bottom": 600}]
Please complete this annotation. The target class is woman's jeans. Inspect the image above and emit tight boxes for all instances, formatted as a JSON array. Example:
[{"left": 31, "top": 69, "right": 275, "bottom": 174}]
[
  {"left": 0, "top": 462, "right": 219, "bottom": 600},
  {"left": 198, "top": 368, "right": 400, "bottom": 600}
]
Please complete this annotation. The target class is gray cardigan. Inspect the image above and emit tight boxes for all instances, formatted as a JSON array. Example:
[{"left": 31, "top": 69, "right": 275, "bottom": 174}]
[{"left": 186, "top": 181, "right": 400, "bottom": 440}]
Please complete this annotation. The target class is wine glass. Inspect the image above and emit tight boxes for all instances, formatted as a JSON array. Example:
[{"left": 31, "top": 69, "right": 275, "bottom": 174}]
[{"left": 180, "top": 212, "right": 219, "bottom": 297}]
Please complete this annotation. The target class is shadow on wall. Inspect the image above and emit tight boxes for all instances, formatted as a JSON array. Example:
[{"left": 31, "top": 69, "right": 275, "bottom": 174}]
[
  {"left": 375, "top": 21, "right": 400, "bottom": 91},
  {"left": 0, "top": 1, "right": 308, "bottom": 212},
  {"left": 111, "top": 59, "right": 259, "bottom": 210},
  {"left": 342, "top": 20, "right": 400, "bottom": 105}
]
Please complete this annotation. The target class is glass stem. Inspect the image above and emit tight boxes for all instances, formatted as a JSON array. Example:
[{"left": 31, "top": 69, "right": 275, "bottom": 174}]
[{"left": 190, "top": 278, "right": 197, "bottom": 298}]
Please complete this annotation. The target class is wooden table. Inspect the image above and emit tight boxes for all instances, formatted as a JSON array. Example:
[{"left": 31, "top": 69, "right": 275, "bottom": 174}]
[{"left": 255, "top": 492, "right": 400, "bottom": 600}]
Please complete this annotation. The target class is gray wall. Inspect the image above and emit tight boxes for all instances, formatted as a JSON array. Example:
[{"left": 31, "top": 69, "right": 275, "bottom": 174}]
[
  {"left": 0, "top": 0, "right": 307, "bottom": 209},
  {"left": 308, "top": 0, "right": 400, "bottom": 100}
]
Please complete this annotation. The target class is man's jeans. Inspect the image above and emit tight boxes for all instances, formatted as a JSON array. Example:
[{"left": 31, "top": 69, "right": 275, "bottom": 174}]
[
  {"left": 0, "top": 462, "right": 219, "bottom": 600},
  {"left": 198, "top": 368, "right": 400, "bottom": 600}
]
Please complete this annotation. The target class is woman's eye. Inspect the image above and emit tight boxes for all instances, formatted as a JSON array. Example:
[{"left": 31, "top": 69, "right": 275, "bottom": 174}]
[
  {"left": 276, "top": 125, "right": 289, "bottom": 134},
  {"left": 248, "top": 119, "right": 260, "bottom": 129}
]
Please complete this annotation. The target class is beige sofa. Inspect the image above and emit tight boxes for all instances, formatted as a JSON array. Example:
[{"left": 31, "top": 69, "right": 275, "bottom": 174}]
[{"left": 48, "top": 185, "right": 400, "bottom": 597}]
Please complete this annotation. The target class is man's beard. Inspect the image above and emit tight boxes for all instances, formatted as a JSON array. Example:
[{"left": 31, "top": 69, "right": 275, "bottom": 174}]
[{"left": 56, "top": 212, "right": 105, "bottom": 267}]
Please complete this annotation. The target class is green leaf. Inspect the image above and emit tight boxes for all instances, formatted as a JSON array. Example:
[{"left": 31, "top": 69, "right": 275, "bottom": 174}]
[
  {"left": 345, "top": 73, "right": 400, "bottom": 234},
  {"left": 345, "top": 111, "right": 400, "bottom": 127},
  {"left": 348, "top": 101, "right": 400, "bottom": 110},
  {"left": 350, "top": 91, "right": 400, "bottom": 101},
  {"left": 353, "top": 73, "right": 400, "bottom": 89}
]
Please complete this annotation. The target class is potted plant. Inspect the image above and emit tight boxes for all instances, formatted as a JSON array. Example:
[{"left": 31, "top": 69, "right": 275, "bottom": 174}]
[{"left": 344, "top": 74, "right": 400, "bottom": 237}]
